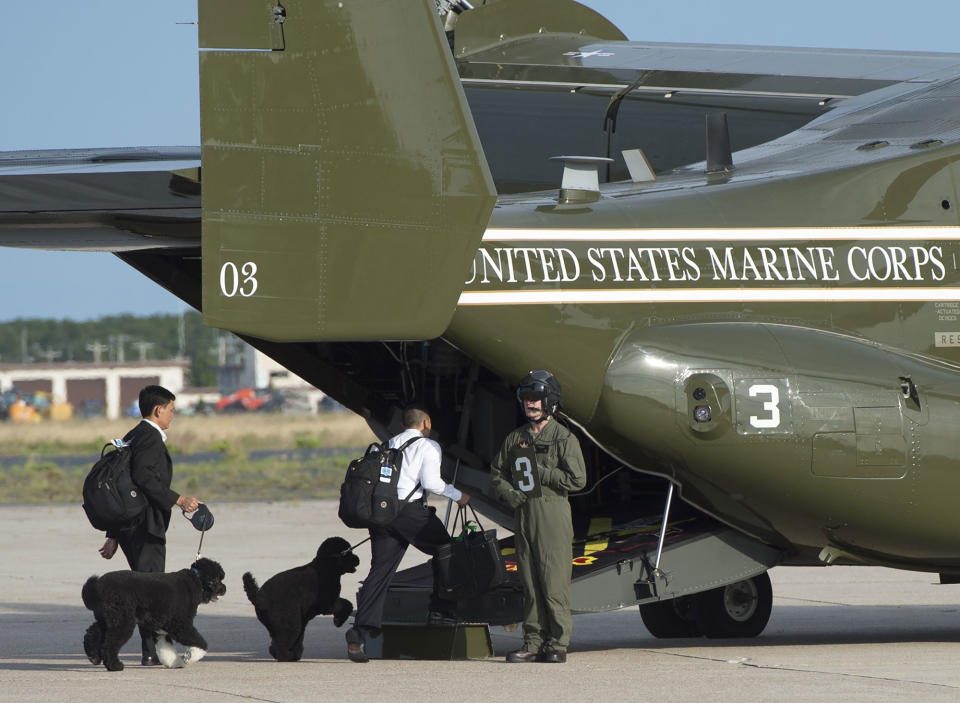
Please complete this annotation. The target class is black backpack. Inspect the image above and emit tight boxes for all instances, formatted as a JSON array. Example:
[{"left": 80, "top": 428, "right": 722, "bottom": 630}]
[
  {"left": 338, "top": 436, "right": 422, "bottom": 529},
  {"left": 82, "top": 440, "right": 148, "bottom": 532}
]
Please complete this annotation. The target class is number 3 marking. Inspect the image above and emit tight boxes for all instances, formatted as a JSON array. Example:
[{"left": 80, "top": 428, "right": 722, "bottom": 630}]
[
  {"left": 514, "top": 456, "right": 535, "bottom": 492},
  {"left": 749, "top": 384, "right": 780, "bottom": 428},
  {"left": 219, "top": 261, "right": 258, "bottom": 298}
]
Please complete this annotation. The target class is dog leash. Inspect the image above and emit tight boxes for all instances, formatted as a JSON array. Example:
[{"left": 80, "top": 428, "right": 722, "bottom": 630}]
[
  {"left": 182, "top": 504, "right": 214, "bottom": 560},
  {"left": 341, "top": 536, "right": 370, "bottom": 555},
  {"left": 194, "top": 526, "right": 205, "bottom": 560}
]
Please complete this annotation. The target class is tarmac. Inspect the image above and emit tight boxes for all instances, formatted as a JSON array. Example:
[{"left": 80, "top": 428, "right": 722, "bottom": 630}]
[{"left": 3, "top": 499, "right": 960, "bottom": 703}]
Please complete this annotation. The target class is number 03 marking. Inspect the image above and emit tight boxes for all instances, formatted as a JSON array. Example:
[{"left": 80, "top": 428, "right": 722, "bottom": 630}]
[
  {"left": 748, "top": 384, "right": 780, "bottom": 428},
  {"left": 219, "top": 262, "right": 258, "bottom": 298},
  {"left": 514, "top": 456, "right": 535, "bottom": 492}
]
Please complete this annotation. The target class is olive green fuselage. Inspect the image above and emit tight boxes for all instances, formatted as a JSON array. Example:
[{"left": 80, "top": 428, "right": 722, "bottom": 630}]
[{"left": 446, "top": 144, "right": 960, "bottom": 567}]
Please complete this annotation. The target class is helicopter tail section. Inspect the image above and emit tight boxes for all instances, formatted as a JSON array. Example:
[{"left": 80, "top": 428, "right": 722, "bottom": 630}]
[{"left": 198, "top": 0, "right": 495, "bottom": 341}]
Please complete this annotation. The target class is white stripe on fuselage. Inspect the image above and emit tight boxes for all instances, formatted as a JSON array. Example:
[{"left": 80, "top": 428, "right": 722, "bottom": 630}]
[{"left": 458, "top": 287, "right": 960, "bottom": 305}]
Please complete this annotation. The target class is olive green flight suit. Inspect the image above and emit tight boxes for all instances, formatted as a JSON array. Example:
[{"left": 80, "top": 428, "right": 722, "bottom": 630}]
[{"left": 491, "top": 418, "right": 586, "bottom": 652}]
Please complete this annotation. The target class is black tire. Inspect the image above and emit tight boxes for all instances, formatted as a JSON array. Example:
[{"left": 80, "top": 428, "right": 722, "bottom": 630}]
[
  {"left": 639, "top": 595, "right": 701, "bottom": 638},
  {"left": 694, "top": 571, "right": 772, "bottom": 638}
]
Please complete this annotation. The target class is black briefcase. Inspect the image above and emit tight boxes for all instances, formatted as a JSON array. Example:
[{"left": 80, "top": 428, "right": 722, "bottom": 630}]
[{"left": 437, "top": 505, "right": 508, "bottom": 599}]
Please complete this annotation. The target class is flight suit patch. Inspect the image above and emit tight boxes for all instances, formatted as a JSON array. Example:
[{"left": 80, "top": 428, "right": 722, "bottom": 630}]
[{"left": 508, "top": 443, "right": 542, "bottom": 498}]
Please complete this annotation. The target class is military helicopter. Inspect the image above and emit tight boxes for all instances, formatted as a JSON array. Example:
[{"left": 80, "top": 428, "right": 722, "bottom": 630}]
[{"left": 3, "top": 0, "right": 960, "bottom": 638}]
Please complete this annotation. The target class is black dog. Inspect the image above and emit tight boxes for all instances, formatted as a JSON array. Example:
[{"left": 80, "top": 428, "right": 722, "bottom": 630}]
[
  {"left": 82, "top": 557, "right": 226, "bottom": 671},
  {"left": 242, "top": 537, "right": 360, "bottom": 661}
]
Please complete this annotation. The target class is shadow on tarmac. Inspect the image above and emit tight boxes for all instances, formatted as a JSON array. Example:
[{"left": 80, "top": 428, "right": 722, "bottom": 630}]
[
  {"left": 571, "top": 603, "right": 960, "bottom": 652},
  {"left": 4, "top": 600, "right": 960, "bottom": 669}
]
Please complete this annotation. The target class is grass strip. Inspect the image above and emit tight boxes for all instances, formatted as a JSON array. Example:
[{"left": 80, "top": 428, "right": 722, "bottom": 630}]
[{"left": 0, "top": 453, "right": 350, "bottom": 505}]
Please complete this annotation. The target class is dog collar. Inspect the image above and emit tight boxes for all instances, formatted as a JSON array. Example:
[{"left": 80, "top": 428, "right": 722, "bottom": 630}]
[{"left": 191, "top": 567, "right": 201, "bottom": 582}]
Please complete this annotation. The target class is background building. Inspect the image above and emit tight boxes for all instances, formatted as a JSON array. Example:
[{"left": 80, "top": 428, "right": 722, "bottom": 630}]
[
  {"left": 0, "top": 360, "right": 187, "bottom": 419},
  {"left": 0, "top": 337, "right": 326, "bottom": 420}
]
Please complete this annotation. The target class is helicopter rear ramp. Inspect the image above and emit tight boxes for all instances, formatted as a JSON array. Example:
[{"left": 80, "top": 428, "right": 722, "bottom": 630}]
[{"left": 382, "top": 505, "right": 782, "bottom": 626}]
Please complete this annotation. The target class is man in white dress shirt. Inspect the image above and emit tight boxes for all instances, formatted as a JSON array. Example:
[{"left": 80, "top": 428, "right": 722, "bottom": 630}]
[{"left": 346, "top": 405, "right": 470, "bottom": 662}]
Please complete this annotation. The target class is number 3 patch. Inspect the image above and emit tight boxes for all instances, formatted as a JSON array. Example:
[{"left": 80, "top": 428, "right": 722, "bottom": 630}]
[
  {"left": 509, "top": 444, "right": 542, "bottom": 498},
  {"left": 735, "top": 379, "right": 791, "bottom": 434}
]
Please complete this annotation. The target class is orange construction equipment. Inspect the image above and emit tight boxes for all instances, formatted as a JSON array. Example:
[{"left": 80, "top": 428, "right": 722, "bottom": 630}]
[{"left": 9, "top": 399, "right": 37, "bottom": 423}]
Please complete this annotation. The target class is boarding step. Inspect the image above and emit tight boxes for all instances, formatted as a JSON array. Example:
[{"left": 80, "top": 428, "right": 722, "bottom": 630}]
[
  {"left": 364, "top": 623, "right": 493, "bottom": 660},
  {"left": 382, "top": 583, "right": 524, "bottom": 626}
]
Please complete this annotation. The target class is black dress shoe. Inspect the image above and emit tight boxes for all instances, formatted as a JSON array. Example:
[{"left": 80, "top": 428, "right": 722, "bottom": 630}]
[
  {"left": 505, "top": 648, "right": 538, "bottom": 663},
  {"left": 536, "top": 648, "right": 567, "bottom": 663},
  {"left": 141, "top": 655, "right": 160, "bottom": 666},
  {"left": 345, "top": 627, "right": 369, "bottom": 663}
]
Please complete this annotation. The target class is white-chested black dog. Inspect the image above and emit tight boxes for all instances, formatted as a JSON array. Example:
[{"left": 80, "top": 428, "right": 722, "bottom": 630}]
[
  {"left": 82, "top": 557, "right": 226, "bottom": 671},
  {"left": 242, "top": 537, "right": 359, "bottom": 661}
]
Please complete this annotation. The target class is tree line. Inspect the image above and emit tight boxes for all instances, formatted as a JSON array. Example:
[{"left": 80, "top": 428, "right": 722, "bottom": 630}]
[{"left": 0, "top": 312, "right": 221, "bottom": 387}]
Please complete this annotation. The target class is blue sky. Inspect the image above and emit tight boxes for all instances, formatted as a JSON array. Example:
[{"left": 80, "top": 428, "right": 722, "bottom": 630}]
[{"left": 1, "top": 0, "right": 958, "bottom": 321}]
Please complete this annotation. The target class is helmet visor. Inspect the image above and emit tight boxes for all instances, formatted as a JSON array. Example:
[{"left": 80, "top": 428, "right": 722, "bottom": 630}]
[{"left": 517, "top": 381, "right": 548, "bottom": 403}]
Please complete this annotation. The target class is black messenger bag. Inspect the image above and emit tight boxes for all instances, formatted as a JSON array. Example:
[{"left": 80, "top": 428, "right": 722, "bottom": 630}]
[{"left": 437, "top": 505, "right": 508, "bottom": 599}]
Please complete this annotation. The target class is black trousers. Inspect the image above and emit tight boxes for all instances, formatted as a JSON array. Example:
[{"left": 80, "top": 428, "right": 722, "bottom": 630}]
[
  {"left": 117, "top": 530, "right": 166, "bottom": 658},
  {"left": 354, "top": 501, "right": 454, "bottom": 631}
]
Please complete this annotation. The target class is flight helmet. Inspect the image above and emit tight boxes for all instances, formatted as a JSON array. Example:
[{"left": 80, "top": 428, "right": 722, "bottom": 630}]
[{"left": 516, "top": 369, "right": 562, "bottom": 417}]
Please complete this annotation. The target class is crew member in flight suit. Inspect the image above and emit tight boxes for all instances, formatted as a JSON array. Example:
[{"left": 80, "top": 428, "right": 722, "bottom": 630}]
[{"left": 491, "top": 370, "right": 586, "bottom": 663}]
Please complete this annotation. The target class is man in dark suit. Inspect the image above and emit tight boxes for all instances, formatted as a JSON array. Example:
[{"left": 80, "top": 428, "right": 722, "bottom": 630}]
[{"left": 97, "top": 384, "right": 203, "bottom": 665}]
